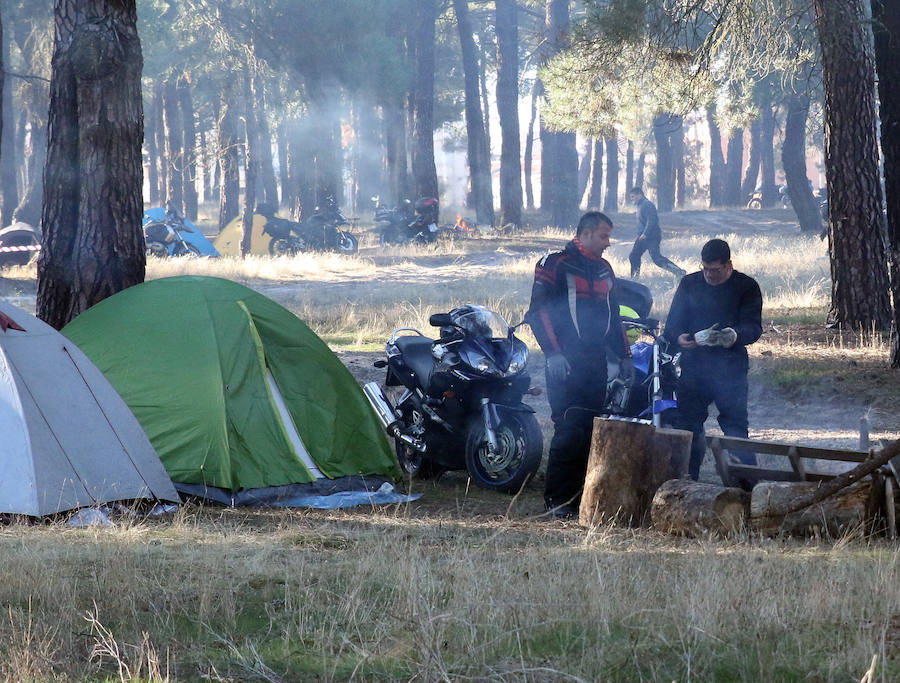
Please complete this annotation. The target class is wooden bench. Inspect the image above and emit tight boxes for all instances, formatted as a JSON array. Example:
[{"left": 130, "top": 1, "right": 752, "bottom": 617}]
[{"left": 706, "top": 435, "right": 898, "bottom": 538}]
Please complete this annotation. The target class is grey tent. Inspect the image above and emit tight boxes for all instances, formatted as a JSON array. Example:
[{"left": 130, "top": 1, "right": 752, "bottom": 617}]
[{"left": 0, "top": 301, "right": 180, "bottom": 516}]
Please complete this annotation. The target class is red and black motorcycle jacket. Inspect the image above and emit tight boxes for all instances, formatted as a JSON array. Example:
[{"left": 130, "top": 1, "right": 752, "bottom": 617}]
[{"left": 525, "top": 239, "right": 631, "bottom": 363}]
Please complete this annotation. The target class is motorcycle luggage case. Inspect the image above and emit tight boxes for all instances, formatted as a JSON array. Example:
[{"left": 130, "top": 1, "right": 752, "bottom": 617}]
[{"left": 616, "top": 279, "right": 653, "bottom": 319}]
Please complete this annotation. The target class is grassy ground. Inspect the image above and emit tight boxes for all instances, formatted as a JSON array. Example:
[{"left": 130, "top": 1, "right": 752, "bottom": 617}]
[{"left": 1, "top": 208, "right": 899, "bottom": 680}]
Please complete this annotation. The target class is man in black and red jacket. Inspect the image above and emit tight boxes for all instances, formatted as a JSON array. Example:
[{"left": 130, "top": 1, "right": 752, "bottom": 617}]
[
  {"left": 663, "top": 238, "right": 763, "bottom": 481},
  {"left": 525, "top": 211, "right": 633, "bottom": 518}
]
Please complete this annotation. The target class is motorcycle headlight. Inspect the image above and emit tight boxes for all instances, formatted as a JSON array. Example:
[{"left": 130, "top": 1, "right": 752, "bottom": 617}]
[
  {"left": 504, "top": 342, "right": 529, "bottom": 376},
  {"left": 475, "top": 358, "right": 492, "bottom": 373}
]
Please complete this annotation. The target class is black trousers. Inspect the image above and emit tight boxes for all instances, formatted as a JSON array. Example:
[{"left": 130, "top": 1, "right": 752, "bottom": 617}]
[
  {"left": 629, "top": 235, "right": 683, "bottom": 278},
  {"left": 544, "top": 354, "right": 607, "bottom": 509},
  {"left": 672, "top": 357, "right": 756, "bottom": 480}
]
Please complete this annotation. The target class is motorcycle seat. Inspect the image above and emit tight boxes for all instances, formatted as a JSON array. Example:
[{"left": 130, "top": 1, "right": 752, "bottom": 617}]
[{"left": 394, "top": 336, "right": 436, "bottom": 391}]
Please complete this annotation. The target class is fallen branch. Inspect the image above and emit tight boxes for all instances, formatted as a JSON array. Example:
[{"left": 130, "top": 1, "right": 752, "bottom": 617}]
[{"left": 766, "top": 438, "right": 900, "bottom": 518}]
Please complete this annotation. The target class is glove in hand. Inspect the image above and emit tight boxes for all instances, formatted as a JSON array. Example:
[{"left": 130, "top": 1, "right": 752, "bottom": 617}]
[
  {"left": 618, "top": 357, "right": 636, "bottom": 386},
  {"left": 693, "top": 323, "right": 720, "bottom": 346},
  {"left": 546, "top": 352, "right": 571, "bottom": 383},
  {"left": 718, "top": 327, "right": 737, "bottom": 348}
]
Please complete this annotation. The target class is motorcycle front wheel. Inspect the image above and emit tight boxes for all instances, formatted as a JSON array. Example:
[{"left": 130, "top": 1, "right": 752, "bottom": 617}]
[
  {"left": 174, "top": 243, "right": 201, "bottom": 258},
  {"left": 335, "top": 231, "right": 359, "bottom": 254},
  {"left": 464, "top": 407, "right": 543, "bottom": 494}
]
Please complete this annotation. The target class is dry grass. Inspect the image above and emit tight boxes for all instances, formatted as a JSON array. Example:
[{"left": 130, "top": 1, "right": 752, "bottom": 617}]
[{"left": 0, "top": 210, "right": 898, "bottom": 680}]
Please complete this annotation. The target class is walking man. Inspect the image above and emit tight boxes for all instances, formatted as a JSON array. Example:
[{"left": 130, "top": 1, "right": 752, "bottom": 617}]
[
  {"left": 526, "top": 211, "right": 634, "bottom": 518},
  {"left": 663, "top": 239, "right": 763, "bottom": 481},
  {"left": 628, "top": 187, "right": 686, "bottom": 279}
]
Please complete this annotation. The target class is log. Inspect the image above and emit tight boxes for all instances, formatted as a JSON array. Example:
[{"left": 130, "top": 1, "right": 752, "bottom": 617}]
[
  {"left": 579, "top": 418, "right": 692, "bottom": 527},
  {"left": 765, "top": 438, "right": 900, "bottom": 518},
  {"left": 651, "top": 479, "right": 750, "bottom": 536},
  {"left": 751, "top": 479, "right": 876, "bottom": 537}
]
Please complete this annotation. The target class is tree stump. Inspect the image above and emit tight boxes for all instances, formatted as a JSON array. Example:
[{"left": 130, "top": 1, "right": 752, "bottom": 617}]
[
  {"left": 651, "top": 479, "right": 750, "bottom": 537},
  {"left": 579, "top": 418, "right": 692, "bottom": 527},
  {"left": 751, "top": 479, "right": 876, "bottom": 537}
]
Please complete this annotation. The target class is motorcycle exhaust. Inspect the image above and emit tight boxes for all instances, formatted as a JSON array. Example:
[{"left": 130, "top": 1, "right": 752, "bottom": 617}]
[{"left": 363, "top": 382, "right": 426, "bottom": 452}]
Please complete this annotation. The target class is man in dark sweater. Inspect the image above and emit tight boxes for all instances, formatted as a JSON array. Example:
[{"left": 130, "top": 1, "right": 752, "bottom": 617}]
[
  {"left": 663, "top": 239, "right": 763, "bottom": 480},
  {"left": 628, "top": 187, "right": 686, "bottom": 280},
  {"left": 526, "top": 212, "right": 634, "bottom": 518}
]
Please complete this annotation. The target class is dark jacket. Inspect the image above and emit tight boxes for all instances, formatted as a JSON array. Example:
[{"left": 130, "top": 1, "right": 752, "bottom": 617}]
[
  {"left": 636, "top": 197, "right": 661, "bottom": 240},
  {"left": 525, "top": 239, "right": 630, "bottom": 362},
  {"left": 663, "top": 270, "right": 763, "bottom": 370}
]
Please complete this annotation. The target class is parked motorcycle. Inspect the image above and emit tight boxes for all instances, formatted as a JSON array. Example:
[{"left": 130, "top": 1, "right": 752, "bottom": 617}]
[
  {"left": 603, "top": 279, "right": 679, "bottom": 426},
  {"left": 264, "top": 199, "right": 358, "bottom": 256},
  {"left": 144, "top": 205, "right": 201, "bottom": 258},
  {"left": 374, "top": 196, "right": 440, "bottom": 245},
  {"left": 364, "top": 304, "right": 543, "bottom": 493}
]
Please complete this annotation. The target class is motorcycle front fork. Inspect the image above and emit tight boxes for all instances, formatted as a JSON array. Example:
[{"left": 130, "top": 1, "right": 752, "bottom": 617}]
[{"left": 480, "top": 398, "right": 501, "bottom": 454}]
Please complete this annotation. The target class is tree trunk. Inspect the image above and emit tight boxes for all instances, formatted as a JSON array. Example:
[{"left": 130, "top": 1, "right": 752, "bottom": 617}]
[
  {"left": 724, "top": 128, "right": 744, "bottom": 206},
  {"left": 0, "top": 21, "right": 17, "bottom": 228},
  {"left": 383, "top": 99, "right": 411, "bottom": 206},
  {"left": 651, "top": 479, "right": 750, "bottom": 537},
  {"left": 495, "top": 0, "right": 522, "bottom": 228},
  {"left": 707, "top": 106, "right": 726, "bottom": 208},
  {"left": 603, "top": 136, "right": 618, "bottom": 214},
  {"left": 276, "top": 120, "right": 288, "bottom": 208},
  {"left": 653, "top": 113, "right": 676, "bottom": 212},
  {"left": 624, "top": 140, "right": 634, "bottom": 194},
  {"left": 673, "top": 124, "right": 686, "bottom": 208},
  {"left": 177, "top": 74, "right": 198, "bottom": 221},
  {"left": 153, "top": 81, "right": 167, "bottom": 204},
  {"left": 751, "top": 479, "right": 875, "bottom": 537},
  {"left": 540, "top": 0, "right": 579, "bottom": 229},
  {"left": 257, "top": 89, "right": 278, "bottom": 209},
  {"left": 577, "top": 140, "right": 591, "bottom": 206},
  {"left": 162, "top": 75, "right": 183, "bottom": 212},
  {"left": 872, "top": 0, "right": 900, "bottom": 366},
  {"left": 351, "top": 99, "right": 381, "bottom": 219},
  {"left": 145, "top": 79, "right": 161, "bottom": 206},
  {"left": 240, "top": 70, "right": 259, "bottom": 257},
  {"left": 579, "top": 419, "right": 692, "bottom": 527},
  {"left": 217, "top": 92, "right": 240, "bottom": 231},
  {"left": 759, "top": 91, "right": 778, "bottom": 207},
  {"left": 412, "top": 0, "right": 439, "bottom": 201},
  {"left": 37, "top": 0, "right": 145, "bottom": 330},
  {"left": 586, "top": 138, "right": 603, "bottom": 208},
  {"left": 635, "top": 151, "right": 645, "bottom": 190},
  {"left": 454, "top": 0, "right": 494, "bottom": 226},
  {"left": 741, "top": 117, "right": 762, "bottom": 202},
  {"left": 13, "top": 114, "right": 46, "bottom": 227},
  {"left": 524, "top": 81, "right": 539, "bottom": 210},
  {"left": 782, "top": 93, "right": 821, "bottom": 232},
  {"left": 479, "top": 27, "right": 493, "bottom": 185},
  {"left": 814, "top": 0, "right": 892, "bottom": 330}
]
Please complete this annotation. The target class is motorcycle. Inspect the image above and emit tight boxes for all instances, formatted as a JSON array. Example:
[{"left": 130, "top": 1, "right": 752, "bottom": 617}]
[
  {"left": 374, "top": 196, "right": 440, "bottom": 245},
  {"left": 603, "top": 279, "right": 679, "bottom": 426},
  {"left": 144, "top": 205, "right": 201, "bottom": 258},
  {"left": 364, "top": 304, "right": 543, "bottom": 493},
  {"left": 265, "top": 199, "right": 358, "bottom": 256}
]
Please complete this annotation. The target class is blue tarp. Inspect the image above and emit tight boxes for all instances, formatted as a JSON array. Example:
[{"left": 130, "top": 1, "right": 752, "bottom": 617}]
[{"left": 142, "top": 208, "right": 220, "bottom": 257}]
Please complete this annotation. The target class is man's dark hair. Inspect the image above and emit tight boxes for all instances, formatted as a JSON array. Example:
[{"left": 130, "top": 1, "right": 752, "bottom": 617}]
[
  {"left": 576, "top": 211, "right": 612, "bottom": 237},
  {"left": 628, "top": 187, "right": 644, "bottom": 196},
  {"left": 701, "top": 238, "right": 731, "bottom": 264}
]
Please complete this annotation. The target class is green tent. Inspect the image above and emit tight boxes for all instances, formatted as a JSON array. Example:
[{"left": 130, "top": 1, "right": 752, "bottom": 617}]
[{"left": 63, "top": 276, "right": 399, "bottom": 497}]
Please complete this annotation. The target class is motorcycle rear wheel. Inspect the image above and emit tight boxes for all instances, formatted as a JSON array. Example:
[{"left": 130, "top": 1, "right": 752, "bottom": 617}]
[
  {"left": 464, "top": 408, "right": 543, "bottom": 494},
  {"left": 146, "top": 241, "right": 169, "bottom": 259},
  {"left": 270, "top": 237, "right": 305, "bottom": 256},
  {"left": 395, "top": 438, "right": 443, "bottom": 480}
]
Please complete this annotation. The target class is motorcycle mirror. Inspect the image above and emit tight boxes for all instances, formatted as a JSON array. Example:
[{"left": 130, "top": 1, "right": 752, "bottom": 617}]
[{"left": 429, "top": 313, "right": 453, "bottom": 327}]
